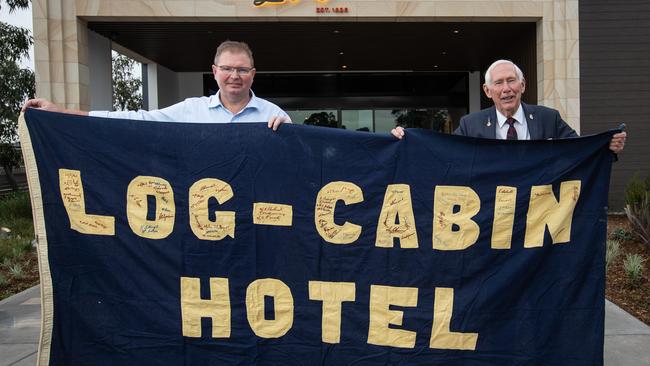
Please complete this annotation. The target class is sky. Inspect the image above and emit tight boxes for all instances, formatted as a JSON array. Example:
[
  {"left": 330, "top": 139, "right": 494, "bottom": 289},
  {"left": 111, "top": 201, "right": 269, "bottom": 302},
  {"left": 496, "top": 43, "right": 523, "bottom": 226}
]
[{"left": 1, "top": 3, "right": 35, "bottom": 70}]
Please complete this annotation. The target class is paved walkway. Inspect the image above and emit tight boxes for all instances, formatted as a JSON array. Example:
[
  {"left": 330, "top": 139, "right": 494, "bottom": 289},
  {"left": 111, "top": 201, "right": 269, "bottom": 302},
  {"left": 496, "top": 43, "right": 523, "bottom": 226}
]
[
  {"left": 0, "top": 286, "right": 40, "bottom": 366},
  {"left": 1, "top": 285, "right": 649, "bottom": 365}
]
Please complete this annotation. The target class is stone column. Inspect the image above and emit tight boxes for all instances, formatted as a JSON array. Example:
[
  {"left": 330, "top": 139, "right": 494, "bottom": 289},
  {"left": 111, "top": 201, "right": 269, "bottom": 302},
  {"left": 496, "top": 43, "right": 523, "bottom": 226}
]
[
  {"left": 537, "top": 0, "right": 580, "bottom": 132},
  {"left": 33, "top": 0, "right": 90, "bottom": 110}
]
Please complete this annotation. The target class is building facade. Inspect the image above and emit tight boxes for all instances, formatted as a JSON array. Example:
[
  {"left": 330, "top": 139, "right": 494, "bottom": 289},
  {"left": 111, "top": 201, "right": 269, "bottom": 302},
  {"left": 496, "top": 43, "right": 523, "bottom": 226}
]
[{"left": 32, "top": 0, "right": 647, "bottom": 209}]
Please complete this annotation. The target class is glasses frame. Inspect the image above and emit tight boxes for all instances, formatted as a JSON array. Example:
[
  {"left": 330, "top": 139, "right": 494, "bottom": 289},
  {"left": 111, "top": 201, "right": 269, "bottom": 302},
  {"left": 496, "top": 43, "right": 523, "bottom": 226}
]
[{"left": 215, "top": 65, "right": 255, "bottom": 76}]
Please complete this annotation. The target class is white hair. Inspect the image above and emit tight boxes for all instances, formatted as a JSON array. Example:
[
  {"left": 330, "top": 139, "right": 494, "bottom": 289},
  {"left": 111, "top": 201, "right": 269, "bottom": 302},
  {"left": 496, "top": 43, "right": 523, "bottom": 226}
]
[{"left": 484, "top": 60, "right": 524, "bottom": 85}]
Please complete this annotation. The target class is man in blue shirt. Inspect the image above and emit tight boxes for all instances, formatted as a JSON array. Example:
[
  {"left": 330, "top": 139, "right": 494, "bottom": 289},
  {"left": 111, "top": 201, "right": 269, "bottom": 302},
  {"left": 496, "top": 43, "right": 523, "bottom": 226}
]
[{"left": 23, "top": 41, "right": 290, "bottom": 130}]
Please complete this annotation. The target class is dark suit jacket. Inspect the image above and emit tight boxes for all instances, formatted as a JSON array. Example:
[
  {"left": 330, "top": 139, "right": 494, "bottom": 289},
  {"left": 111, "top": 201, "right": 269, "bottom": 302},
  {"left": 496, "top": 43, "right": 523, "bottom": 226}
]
[{"left": 454, "top": 103, "right": 578, "bottom": 139}]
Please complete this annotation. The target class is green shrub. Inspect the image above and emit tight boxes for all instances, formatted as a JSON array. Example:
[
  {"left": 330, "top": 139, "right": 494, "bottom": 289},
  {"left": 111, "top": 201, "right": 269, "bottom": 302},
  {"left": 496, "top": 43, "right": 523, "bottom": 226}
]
[
  {"left": 624, "top": 173, "right": 650, "bottom": 247},
  {"left": 625, "top": 174, "right": 646, "bottom": 206},
  {"left": 0, "top": 192, "right": 34, "bottom": 264},
  {"left": 9, "top": 238, "right": 31, "bottom": 259},
  {"left": 0, "top": 237, "right": 33, "bottom": 263},
  {"left": 623, "top": 253, "right": 645, "bottom": 286},
  {"left": 0, "top": 273, "right": 6, "bottom": 287},
  {"left": 610, "top": 227, "right": 633, "bottom": 242},
  {"left": 8, "top": 263, "right": 24, "bottom": 279},
  {"left": 606, "top": 239, "right": 621, "bottom": 271},
  {"left": 0, "top": 192, "right": 32, "bottom": 221}
]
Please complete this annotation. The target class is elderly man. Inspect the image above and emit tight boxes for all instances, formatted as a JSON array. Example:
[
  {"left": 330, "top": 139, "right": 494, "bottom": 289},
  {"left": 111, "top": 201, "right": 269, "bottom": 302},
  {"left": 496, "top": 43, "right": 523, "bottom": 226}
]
[
  {"left": 391, "top": 60, "right": 626, "bottom": 153},
  {"left": 22, "top": 41, "right": 290, "bottom": 130}
]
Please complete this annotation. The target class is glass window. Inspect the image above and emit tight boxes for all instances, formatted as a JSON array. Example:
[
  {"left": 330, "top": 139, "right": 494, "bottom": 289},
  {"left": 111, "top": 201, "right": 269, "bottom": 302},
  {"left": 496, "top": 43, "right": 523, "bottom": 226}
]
[
  {"left": 287, "top": 110, "right": 338, "bottom": 128},
  {"left": 374, "top": 110, "right": 398, "bottom": 133},
  {"left": 287, "top": 108, "right": 458, "bottom": 134},
  {"left": 375, "top": 109, "right": 453, "bottom": 133},
  {"left": 341, "top": 110, "right": 373, "bottom": 132}
]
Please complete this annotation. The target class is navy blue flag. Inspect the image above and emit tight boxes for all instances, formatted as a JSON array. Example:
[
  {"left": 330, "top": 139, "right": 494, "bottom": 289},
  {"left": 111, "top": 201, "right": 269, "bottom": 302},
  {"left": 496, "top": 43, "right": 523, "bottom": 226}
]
[{"left": 20, "top": 108, "right": 615, "bottom": 365}]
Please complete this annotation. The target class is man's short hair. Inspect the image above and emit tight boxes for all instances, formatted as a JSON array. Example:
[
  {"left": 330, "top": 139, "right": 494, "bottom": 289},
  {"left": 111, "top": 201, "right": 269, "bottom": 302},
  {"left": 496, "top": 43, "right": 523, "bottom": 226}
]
[
  {"left": 214, "top": 40, "right": 255, "bottom": 67},
  {"left": 484, "top": 60, "right": 524, "bottom": 85}
]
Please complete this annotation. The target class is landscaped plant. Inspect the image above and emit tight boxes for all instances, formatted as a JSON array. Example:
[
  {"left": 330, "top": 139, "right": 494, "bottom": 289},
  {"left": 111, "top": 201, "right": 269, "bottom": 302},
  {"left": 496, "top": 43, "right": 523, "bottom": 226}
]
[
  {"left": 624, "top": 173, "right": 650, "bottom": 248},
  {"left": 610, "top": 227, "right": 633, "bottom": 242},
  {"left": 0, "top": 192, "right": 33, "bottom": 261},
  {"left": 8, "top": 262, "right": 24, "bottom": 279},
  {"left": 623, "top": 253, "right": 645, "bottom": 287},
  {"left": 0, "top": 190, "right": 37, "bottom": 300},
  {"left": 606, "top": 239, "right": 621, "bottom": 272}
]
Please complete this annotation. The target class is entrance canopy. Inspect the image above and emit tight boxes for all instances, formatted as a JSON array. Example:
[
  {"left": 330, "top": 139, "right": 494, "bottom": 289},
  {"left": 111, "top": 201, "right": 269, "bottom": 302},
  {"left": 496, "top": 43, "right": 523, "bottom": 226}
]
[{"left": 87, "top": 21, "right": 536, "bottom": 78}]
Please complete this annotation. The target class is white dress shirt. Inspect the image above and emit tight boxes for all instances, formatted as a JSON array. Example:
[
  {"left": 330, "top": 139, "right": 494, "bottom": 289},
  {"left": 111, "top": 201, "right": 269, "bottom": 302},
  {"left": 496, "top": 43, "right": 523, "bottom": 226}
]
[{"left": 495, "top": 104, "right": 530, "bottom": 140}]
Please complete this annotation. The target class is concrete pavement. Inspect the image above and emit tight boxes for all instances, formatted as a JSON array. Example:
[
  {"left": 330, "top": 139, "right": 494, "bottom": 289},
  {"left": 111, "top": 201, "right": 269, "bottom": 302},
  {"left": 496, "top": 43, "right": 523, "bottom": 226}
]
[
  {"left": 1, "top": 285, "right": 649, "bottom": 365},
  {"left": 604, "top": 300, "right": 650, "bottom": 365},
  {"left": 0, "top": 286, "right": 39, "bottom": 366}
]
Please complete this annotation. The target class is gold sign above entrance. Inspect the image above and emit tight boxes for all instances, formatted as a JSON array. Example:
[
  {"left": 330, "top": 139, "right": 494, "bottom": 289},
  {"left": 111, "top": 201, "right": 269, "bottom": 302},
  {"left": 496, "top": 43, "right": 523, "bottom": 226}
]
[
  {"left": 252, "top": 0, "right": 334, "bottom": 7},
  {"left": 316, "top": 6, "right": 348, "bottom": 13},
  {"left": 253, "top": 0, "right": 317, "bottom": 7},
  {"left": 253, "top": 0, "right": 349, "bottom": 13}
]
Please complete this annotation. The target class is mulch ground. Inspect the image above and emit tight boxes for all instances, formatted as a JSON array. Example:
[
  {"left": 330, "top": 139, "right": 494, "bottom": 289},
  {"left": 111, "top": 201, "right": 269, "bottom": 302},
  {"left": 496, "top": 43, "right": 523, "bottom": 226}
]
[
  {"left": 606, "top": 215, "right": 650, "bottom": 325},
  {"left": 0, "top": 249, "right": 40, "bottom": 301}
]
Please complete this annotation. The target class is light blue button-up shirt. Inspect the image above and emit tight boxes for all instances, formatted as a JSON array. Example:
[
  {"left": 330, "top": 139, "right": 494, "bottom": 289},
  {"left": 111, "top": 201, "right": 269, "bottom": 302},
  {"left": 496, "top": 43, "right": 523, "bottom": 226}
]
[{"left": 89, "top": 91, "right": 289, "bottom": 123}]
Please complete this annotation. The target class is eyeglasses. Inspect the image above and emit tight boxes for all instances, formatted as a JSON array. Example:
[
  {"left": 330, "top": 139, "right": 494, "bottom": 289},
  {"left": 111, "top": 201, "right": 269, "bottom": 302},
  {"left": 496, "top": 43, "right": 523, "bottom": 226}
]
[{"left": 216, "top": 65, "right": 254, "bottom": 75}]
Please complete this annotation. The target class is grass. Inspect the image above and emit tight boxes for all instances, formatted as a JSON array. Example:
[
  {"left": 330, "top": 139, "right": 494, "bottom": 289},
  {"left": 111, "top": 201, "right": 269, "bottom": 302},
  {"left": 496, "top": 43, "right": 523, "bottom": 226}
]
[{"left": 0, "top": 191, "right": 38, "bottom": 300}]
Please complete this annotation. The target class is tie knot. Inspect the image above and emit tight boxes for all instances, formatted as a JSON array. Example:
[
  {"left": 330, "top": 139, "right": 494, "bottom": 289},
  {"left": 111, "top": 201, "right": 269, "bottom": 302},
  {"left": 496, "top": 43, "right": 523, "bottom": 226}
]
[{"left": 505, "top": 118, "right": 516, "bottom": 126}]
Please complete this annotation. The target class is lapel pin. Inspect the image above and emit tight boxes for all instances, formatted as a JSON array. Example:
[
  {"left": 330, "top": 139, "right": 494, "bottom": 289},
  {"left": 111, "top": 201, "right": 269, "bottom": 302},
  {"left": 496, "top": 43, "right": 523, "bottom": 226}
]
[
  {"left": 486, "top": 118, "right": 491, "bottom": 127},
  {"left": 529, "top": 114, "right": 534, "bottom": 120}
]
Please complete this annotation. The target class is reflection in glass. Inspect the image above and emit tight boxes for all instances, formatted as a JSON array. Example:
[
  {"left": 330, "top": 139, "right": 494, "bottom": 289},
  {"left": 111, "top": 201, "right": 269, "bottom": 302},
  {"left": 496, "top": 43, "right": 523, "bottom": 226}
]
[
  {"left": 287, "top": 110, "right": 338, "bottom": 127},
  {"left": 286, "top": 108, "right": 457, "bottom": 134},
  {"left": 391, "top": 109, "right": 453, "bottom": 134},
  {"left": 304, "top": 111, "right": 338, "bottom": 128},
  {"left": 342, "top": 110, "right": 373, "bottom": 132}
]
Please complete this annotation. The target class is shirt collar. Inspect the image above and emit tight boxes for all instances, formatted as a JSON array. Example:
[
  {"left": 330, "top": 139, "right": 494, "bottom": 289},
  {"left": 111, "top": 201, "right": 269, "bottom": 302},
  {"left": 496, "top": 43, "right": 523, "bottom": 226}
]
[
  {"left": 208, "top": 90, "right": 261, "bottom": 112},
  {"left": 496, "top": 104, "right": 526, "bottom": 128}
]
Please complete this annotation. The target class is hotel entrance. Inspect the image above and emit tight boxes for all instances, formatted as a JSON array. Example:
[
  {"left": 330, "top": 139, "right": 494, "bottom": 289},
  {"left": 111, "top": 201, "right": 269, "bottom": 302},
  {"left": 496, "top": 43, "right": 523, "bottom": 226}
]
[
  {"left": 90, "top": 20, "right": 537, "bottom": 133},
  {"left": 90, "top": 20, "right": 536, "bottom": 133}
]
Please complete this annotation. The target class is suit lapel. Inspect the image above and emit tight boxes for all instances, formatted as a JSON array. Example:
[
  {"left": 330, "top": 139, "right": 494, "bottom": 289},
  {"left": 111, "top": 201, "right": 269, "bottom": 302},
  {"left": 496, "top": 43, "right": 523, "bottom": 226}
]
[
  {"left": 486, "top": 107, "right": 498, "bottom": 139},
  {"left": 522, "top": 103, "right": 539, "bottom": 139}
]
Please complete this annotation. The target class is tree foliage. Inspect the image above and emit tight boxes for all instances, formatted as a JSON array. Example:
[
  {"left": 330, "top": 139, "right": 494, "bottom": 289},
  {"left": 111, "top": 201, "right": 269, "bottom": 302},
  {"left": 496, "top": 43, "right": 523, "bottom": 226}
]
[
  {"left": 304, "top": 111, "right": 338, "bottom": 128},
  {"left": 391, "top": 109, "right": 449, "bottom": 132},
  {"left": 0, "top": 0, "right": 29, "bottom": 12},
  {"left": 112, "top": 52, "right": 142, "bottom": 111},
  {"left": 0, "top": 1, "right": 35, "bottom": 191}
]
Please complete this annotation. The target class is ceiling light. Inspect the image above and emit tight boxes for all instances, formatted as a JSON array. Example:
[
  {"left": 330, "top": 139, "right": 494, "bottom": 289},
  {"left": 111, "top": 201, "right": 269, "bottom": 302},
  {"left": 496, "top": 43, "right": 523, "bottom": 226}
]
[
  {"left": 342, "top": 65, "right": 348, "bottom": 69},
  {"left": 453, "top": 30, "right": 460, "bottom": 34},
  {"left": 339, "top": 51, "right": 344, "bottom": 55}
]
